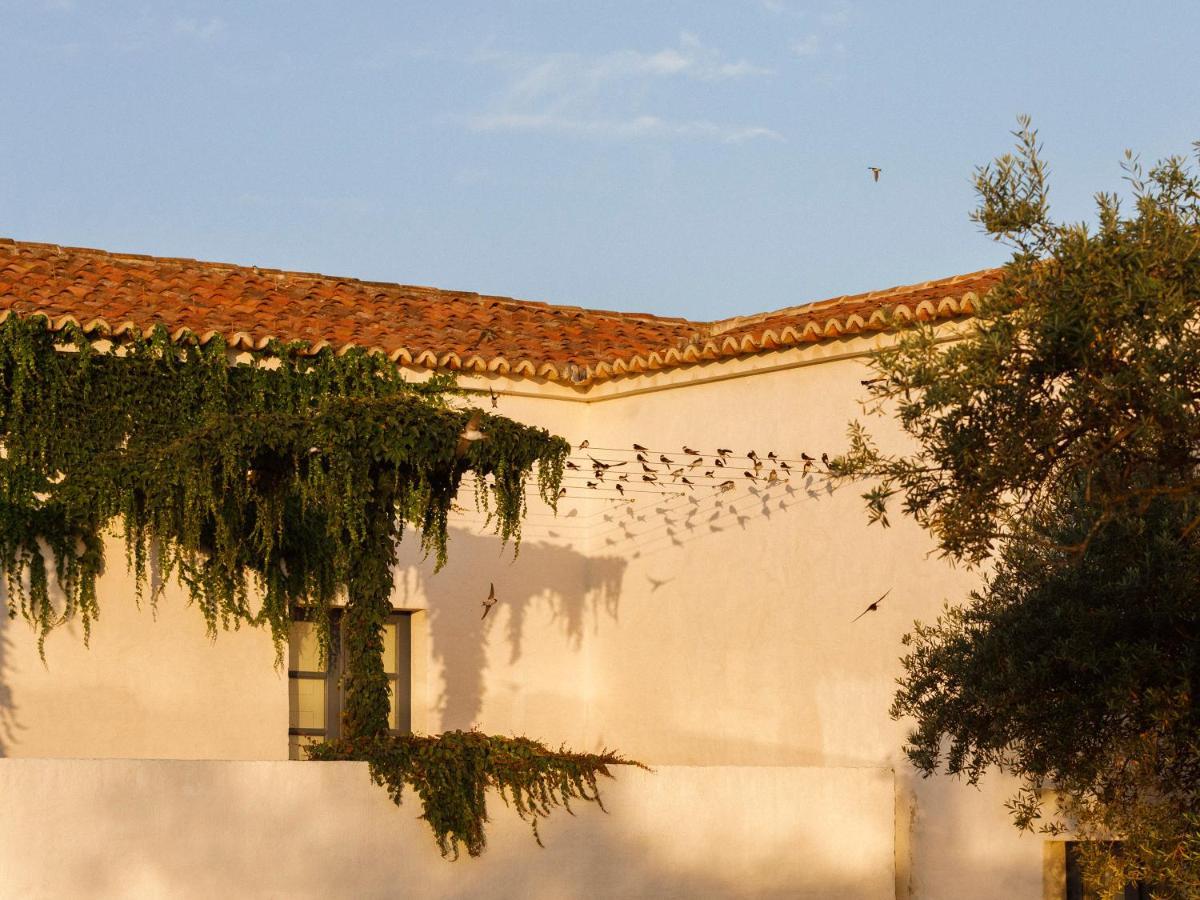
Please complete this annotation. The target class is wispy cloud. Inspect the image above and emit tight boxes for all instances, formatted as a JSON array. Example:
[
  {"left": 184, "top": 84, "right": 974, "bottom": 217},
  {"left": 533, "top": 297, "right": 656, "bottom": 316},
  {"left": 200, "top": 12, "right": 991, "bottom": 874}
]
[
  {"left": 820, "top": 1, "right": 854, "bottom": 27},
  {"left": 465, "top": 112, "right": 781, "bottom": 144},
  {"left": 461, "top": 33, "right": 778, "bottom": 144},
  {"left": 173, "top": 17, "right": 225, "bottom": 42},
  {"left": 791, "top": 35, "right": 821, "bottom": 57}
]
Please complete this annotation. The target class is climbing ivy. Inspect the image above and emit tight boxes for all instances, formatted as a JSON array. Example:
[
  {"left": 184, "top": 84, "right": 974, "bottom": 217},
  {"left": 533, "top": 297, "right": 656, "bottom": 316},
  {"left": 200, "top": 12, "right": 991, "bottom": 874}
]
[
  {"left": 0, "top": 314, "right": 640, "bottom": 852},
  {"left": 0, "top": 314, "right": 566, "bottom": 658},
  {"left": 309, "top": 732, "right": 647, "bottom": 859}
]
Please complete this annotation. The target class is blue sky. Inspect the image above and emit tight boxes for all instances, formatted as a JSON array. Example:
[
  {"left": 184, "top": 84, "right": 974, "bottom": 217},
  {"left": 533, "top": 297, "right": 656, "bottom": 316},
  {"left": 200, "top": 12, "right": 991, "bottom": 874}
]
[{"left": 1, "top": 1, "right": 1197, "bottom": 320}]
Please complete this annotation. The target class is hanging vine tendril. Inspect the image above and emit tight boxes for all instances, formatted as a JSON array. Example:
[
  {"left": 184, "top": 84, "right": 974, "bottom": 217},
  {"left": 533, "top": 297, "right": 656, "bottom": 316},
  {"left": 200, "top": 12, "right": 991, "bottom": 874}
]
[{"left": 310, "top": 732, "right": 649, "bottom": 859}]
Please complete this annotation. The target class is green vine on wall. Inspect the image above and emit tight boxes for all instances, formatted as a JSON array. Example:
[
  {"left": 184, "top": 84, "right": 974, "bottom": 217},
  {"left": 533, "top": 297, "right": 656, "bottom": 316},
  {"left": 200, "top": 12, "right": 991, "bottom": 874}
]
[
  {"left": 0, "top": 314, "right": 566, "bottom": 655},
  {"left": 0, "top": 315, "right": 644, "bottom": 853},
  {"left": 310, "top": 732, "right": 648, "bottom": 859}
]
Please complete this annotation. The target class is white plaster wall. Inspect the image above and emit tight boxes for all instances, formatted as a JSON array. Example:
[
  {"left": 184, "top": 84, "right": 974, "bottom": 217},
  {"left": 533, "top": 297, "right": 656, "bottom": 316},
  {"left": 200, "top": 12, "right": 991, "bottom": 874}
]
[
  {"left": 0, "top": 759, "right": 895, "bottom": 900},
  {"left": 0, "top": 540, "right": 283, "bottom": 760}
]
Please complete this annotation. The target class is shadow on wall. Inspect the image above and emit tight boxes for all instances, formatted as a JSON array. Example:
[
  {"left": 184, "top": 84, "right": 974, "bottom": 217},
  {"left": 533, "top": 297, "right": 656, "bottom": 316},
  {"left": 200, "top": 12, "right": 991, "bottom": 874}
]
[
  {"left": 395, "top": 527, "right": 627, "bottom": 731},
  {"left": 0, "top": 611, "right": 17, "bottom": 757}
]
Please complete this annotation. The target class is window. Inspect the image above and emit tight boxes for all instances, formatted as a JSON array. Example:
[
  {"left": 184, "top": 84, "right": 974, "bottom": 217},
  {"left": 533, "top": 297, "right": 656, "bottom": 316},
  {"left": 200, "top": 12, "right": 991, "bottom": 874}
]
[{"left": 287, "top": 610, "right": 412, "bottom": 760}]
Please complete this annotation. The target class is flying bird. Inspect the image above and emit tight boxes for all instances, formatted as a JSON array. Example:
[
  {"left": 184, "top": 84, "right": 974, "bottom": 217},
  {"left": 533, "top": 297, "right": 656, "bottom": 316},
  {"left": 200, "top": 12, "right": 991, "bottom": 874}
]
[
  {"left": 481, "top": 583, "right": 499, "bottom": 619},
  {"left": 868, "top": 166, "right": 881, "bottom": 182},
  {"left": 456, "top": 412, "right": 486, "bottom": 457},
  {"left": 646, "top": 575, "right": 671, "bottom": 593},
  {"left": 851, "top": 589, "right": 891, "bottom": 623}
]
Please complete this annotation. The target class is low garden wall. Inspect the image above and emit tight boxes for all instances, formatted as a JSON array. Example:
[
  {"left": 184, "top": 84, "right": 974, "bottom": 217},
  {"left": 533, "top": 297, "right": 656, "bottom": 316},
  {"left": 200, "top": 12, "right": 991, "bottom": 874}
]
[{"left": 0, "top": 759, "right": 894, "bottom": 899}]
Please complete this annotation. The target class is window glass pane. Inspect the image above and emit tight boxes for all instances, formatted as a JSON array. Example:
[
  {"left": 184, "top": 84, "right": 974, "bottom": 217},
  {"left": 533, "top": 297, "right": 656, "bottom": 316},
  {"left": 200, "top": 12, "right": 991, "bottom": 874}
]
[
  {"left": 288, "top": 621, "right": 325, "bottom": 672},
  {"left": 289, "top": 678, "right": 326, "bottom": 730},
  {"left": 288, "top": 733, "right": 324, "bottom": 761},
  {"left": 382, "top": 623, "right": 398, "bottom": 674}
]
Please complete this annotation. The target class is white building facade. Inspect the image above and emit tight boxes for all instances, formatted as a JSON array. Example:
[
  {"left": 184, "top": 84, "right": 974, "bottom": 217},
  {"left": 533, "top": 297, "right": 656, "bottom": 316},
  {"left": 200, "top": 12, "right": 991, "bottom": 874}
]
[{"left": 0, "top": 240, "right": 1062, "bottom": 898}]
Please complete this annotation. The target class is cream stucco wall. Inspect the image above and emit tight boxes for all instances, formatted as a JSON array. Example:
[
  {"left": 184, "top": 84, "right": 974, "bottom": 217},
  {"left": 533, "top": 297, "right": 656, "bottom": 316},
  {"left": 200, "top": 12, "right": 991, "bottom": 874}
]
[
  {"left": 0, "top": 333, "right": 1049, "bottom": 898},
  {"left": 0, "top": 759, "right": 896, "bottom": 899}
]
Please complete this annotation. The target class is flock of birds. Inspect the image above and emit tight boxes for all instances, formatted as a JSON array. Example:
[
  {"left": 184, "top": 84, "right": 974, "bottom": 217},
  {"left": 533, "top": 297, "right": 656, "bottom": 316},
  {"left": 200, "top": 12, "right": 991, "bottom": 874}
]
[
  {"left": 555, "top": 439, "right": 835, "bottom": 501},
  {"left": 465, "top": 433, "right": 891, "bottom": 625}
]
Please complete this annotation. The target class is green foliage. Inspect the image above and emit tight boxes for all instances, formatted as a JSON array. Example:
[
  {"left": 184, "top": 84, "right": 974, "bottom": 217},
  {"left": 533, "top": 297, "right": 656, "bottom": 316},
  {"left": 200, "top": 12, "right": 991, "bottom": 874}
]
[
  {"left": 895, "top": 495, "right": 1200, "bottom": 896},
  {"left": 308, "top": 731, "right": 647, "bottom": 859},
  {"left": 838, "top": 118, "right": 1200, "bottom": 565},
  {"left": 0, "top": 314, "right": 567, "bottom": 661},
  {"left": 837, "top": 120, "right": 1200, "bottom": 894}
]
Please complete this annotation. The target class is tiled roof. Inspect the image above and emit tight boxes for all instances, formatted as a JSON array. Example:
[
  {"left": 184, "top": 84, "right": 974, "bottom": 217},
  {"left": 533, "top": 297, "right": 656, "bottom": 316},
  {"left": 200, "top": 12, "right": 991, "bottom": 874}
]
[{"left": 0, "top": 238, "right": 999, "bottom": 385}]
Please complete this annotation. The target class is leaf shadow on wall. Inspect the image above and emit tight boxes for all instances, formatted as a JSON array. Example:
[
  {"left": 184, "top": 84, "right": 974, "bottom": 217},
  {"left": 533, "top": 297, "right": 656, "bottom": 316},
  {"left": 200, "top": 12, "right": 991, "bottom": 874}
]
[
  {"left": 393, "top": 527, "right": 626, "bottom": 732},
  {"left": 0, "top": 587, "right": 22, "bottom": 757}
]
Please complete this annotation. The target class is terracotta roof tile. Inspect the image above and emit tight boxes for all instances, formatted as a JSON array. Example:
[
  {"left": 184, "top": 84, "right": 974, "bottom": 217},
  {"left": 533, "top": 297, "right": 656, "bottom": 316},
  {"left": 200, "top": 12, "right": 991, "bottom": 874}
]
[{"left": 0, "top": 238, "right": 998, "bottom": 384}]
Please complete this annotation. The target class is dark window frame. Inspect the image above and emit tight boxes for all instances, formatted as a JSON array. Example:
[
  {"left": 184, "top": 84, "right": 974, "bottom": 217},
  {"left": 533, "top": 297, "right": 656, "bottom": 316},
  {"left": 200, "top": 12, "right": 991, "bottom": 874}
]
[{"left": 288, "top": 609, "right": 412, "bottom": 752}]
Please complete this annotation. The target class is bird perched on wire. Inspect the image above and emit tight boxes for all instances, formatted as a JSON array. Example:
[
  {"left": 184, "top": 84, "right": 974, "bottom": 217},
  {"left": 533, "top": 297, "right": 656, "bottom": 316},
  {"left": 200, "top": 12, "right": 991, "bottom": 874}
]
[
  {"left": 578, "top": 440, "right": 590, "bottom": 450},
  {"left": 633, "top": 443, "right": 649, "bottom": 452},
  {"left": 851, "top": 589, "right": 891, "bottom": 623},
  {"left": 868, "top": 166, "right": 881, "bottom": 182},
  {"left": 481, "top": 582, "right": 499, "bottom": 619}
]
